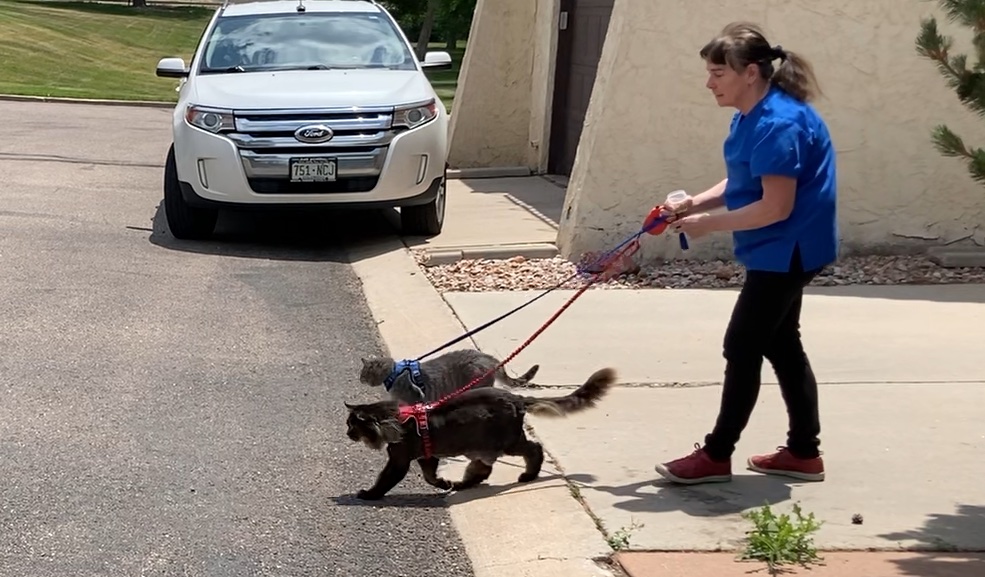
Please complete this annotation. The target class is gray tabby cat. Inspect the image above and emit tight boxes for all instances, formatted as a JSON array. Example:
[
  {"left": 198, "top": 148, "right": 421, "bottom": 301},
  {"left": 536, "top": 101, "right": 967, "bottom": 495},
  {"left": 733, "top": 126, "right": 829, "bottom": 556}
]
[{"left": 359, "top": 348, "right": 540, "bottom": 405}]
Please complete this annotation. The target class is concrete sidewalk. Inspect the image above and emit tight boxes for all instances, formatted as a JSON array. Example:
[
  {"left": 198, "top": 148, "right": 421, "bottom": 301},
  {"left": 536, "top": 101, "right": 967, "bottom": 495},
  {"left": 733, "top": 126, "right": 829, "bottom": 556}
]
[
  {"left": 440, "top": 285, "right": 985, "bottom": 574},
  {"left": 407, "top": 176, "right": 565, "bottom": 264},
  {"left": 348, "top": 179, "right": 985, "bottom": 576}
]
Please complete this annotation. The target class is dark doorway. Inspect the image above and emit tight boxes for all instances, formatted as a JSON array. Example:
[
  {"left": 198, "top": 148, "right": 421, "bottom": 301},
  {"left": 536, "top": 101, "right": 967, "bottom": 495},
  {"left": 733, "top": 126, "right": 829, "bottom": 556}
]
[{"left": 547, "top": 0, "right": 615, "bottom": 176}]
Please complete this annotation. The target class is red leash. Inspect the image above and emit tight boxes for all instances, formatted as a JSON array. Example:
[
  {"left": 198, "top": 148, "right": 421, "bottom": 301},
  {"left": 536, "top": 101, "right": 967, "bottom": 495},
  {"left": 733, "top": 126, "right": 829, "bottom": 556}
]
[{"left": 397, "top": 238, "right": 641, "bottom": 458}]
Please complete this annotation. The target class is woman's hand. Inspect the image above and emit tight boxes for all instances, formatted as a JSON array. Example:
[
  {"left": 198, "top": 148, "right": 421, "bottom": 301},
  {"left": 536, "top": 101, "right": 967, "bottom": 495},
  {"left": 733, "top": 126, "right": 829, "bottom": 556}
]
[
  {"left": 658, "top": 195, "right": 693, "bottom": 222},
  {"left": 672, "top": 212, "right": 715, "bottom": 239}
]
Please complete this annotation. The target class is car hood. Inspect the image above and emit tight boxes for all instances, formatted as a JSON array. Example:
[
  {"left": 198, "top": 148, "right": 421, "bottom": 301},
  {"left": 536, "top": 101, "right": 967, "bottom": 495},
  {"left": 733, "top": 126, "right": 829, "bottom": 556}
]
[{"left": 188, "top": 69, "right": 436, "bottom": 110}]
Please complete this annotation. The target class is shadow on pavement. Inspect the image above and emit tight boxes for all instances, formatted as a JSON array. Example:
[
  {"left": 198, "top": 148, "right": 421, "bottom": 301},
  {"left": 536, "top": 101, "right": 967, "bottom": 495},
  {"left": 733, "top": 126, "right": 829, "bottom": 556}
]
[
  {"left": 147, "top": 202, "right": 406, "bottom": 263},
  {"left": 565, "top": 473, "right": 795, "bottom": 517},
  {"left": 804, "top": 283, "right": 985, "bottom": 304},
  {"left": 878, "top": 504, "right": 985, "bottom": 576},
  {"left": 331, "top": 473, "right": 566, "bottom": 508},
  {"left": 441, "top": 473, "right": 565, "bottom": 505},
  {"left": 454, "top": 176, "right": 565, "bottom": 226},
  {"left": 330, "top": 493, "right": 449, "bottom": 509}
]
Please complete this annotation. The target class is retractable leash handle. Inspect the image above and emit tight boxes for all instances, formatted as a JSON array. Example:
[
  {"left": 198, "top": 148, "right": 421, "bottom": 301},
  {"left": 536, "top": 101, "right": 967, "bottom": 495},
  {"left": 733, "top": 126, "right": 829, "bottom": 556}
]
[{"left": 642, "top": 206, "right": 690, "bottom": 250}]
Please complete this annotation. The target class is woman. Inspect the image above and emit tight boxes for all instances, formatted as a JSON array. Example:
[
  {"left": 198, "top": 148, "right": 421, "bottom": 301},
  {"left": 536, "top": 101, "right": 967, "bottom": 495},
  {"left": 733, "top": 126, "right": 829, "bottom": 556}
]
[{"left": 652, "top": 22, "right": 838, "bottom": 485}]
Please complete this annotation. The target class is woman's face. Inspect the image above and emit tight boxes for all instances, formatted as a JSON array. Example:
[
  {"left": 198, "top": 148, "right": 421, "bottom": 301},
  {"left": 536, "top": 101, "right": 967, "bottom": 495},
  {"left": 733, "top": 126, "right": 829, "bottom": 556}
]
[{"left": 705, "top": 60, "right": 755, "bottom": 109}]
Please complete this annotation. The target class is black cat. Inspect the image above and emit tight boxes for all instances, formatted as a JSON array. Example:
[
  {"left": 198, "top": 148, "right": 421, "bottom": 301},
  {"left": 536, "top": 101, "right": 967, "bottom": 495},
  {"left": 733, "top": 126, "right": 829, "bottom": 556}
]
[{"left": 344, "top": 367, "right": 616, "bottom": 500}]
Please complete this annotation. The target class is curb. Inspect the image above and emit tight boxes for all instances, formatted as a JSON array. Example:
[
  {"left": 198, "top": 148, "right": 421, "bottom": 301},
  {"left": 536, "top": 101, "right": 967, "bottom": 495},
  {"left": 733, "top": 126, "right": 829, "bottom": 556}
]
[
  {"left": 345, "top": 237, "right": 614, "bottom": 577},
  {"left": 0, "top": 94, "right": 176, "bottom": 109},
  {"left": 419, "top": 242, "right": 560, "bottom": 266},
  {"left": 926, "top": 245, "right": 985, "bottom": 268},
  {"left": 447, "top": 166, "right": 533, "bottom": 179}
]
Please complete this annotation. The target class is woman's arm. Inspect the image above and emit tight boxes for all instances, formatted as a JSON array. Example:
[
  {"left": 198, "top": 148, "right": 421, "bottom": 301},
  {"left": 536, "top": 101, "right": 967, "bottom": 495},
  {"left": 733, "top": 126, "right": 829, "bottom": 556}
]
[
  {"left": 661, "top": 178, "right": 727, "bottom": 221},
  {"left": 690, "top": 178, "right": 728, "bottom": 213},
  {"left": 696, "top": 174, "right": 796, "bottom": 233}
]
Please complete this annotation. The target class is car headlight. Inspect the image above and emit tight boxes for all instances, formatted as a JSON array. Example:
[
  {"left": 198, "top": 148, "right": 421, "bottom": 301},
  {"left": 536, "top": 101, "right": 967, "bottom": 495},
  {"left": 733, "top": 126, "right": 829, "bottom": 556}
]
[
  {"left": 185, "top": 105, "right": 235, "bottom": 133},
  {"left": 393, "top": 99, "right": 437, "bottom": 129}
]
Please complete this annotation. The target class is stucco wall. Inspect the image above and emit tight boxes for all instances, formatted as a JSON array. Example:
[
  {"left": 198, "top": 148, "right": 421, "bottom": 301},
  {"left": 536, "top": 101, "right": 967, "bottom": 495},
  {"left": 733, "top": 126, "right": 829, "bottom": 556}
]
[
  {"left": 446, "top": 0, "right": 559, "bottom": 170},
  {"left": 555, "top": 0, "right": 985, "bottom": 263}
]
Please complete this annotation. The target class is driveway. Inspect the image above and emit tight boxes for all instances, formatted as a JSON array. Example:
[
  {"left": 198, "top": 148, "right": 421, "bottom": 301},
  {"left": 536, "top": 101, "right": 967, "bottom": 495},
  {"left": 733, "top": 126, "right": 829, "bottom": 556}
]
[{"left": 0, "top": 99, "right": 474, "bottom": 576}]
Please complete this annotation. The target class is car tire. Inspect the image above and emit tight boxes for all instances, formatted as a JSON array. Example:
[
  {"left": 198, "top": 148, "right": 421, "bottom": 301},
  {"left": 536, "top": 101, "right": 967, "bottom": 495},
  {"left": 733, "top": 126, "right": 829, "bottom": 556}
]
[
  {"left": 400, "top": 169, "right": 446, "bottom": 236},
  {"left": 164, "top": 144, "right": 218, "bottom": 240}
]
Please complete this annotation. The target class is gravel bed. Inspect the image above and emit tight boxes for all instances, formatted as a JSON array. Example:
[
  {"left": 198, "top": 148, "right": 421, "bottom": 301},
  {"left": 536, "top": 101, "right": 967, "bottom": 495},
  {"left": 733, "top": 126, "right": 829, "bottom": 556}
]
[{"left": 412, "top": 251, "right": 985, "bottom": 292}]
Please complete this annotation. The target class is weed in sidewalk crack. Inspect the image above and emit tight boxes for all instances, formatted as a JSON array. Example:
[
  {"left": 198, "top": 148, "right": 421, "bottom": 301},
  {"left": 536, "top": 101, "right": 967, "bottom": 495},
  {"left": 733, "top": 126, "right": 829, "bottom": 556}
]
[
  {"left": 606, "top": 519, "right": 644, "bottom": 551},
  {"left": 739, "top": 501, "right": 824, "bottom": 575}
]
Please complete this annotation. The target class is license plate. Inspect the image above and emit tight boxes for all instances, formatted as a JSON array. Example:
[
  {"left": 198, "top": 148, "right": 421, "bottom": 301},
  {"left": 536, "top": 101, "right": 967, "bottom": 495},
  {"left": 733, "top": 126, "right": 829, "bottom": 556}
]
[{"left": 289, "top": 158, "right": 337, "bottom": 182}]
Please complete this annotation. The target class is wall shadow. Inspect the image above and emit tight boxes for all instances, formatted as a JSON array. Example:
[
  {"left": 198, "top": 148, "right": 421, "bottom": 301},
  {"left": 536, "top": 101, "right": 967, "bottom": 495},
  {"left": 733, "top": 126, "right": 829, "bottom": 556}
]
[
  {"left": 635, "top": 277, "right": 985, "bottom": 304},
  {"left": 878, "top": 504, "right": 985, "bottom": 576},
  {"left": 453, "top": 175, "right": 565, "bottom": 227}
]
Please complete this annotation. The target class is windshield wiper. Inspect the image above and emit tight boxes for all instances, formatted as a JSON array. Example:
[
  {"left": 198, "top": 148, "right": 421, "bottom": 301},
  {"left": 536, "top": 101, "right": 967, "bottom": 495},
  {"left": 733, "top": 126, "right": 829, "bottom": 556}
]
[
  {"left": 201, "top": 65, "right": 247, "bottom": 74},
  {"left": 257, "top": 64, "right": 331, "bottom": 72}
]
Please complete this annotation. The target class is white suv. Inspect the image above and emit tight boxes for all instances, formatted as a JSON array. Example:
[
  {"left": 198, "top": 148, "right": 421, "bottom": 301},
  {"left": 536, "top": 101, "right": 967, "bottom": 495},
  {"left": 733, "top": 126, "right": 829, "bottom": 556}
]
[{"left": 155, "top": 0, "right": 452, "bottom": 240}]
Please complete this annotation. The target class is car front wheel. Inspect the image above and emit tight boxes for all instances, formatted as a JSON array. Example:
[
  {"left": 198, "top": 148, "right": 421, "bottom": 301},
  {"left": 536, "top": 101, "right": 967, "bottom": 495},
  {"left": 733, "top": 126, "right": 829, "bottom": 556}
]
[
  {"left": 400, "top": 171, "right": 446, "bottom": 236},
  {"left": 163, "top": 144, "right": 218, "bottom": 240}
]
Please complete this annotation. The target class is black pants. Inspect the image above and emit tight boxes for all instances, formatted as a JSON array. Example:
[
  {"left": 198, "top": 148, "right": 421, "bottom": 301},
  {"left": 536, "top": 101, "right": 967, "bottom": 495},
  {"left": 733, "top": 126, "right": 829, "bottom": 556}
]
[{"left": 703, "top": 246, "right": 822, "bottom": 461}]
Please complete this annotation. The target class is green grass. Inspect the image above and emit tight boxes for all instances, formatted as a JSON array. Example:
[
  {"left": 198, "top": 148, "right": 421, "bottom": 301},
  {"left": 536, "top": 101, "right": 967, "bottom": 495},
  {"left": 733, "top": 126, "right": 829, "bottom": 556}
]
[
  {"left": 423, "top": 41, "right": 464, "bottom": 113},
  {"left": 0, "top": 0, "right": 213, "bottom": 101},
  {"left": 0, "top": 0, "right": 464, "bottom": 106}
]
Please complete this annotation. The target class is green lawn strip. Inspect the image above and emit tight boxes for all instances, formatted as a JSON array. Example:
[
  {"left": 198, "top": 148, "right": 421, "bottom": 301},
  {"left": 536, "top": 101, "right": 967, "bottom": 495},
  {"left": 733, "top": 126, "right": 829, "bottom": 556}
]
[
  {"left": 0, "top": 0, "right": 465, "bottom": 107},
  {"left": 0, "top": 0, "right": 211, "bottom": 101}
]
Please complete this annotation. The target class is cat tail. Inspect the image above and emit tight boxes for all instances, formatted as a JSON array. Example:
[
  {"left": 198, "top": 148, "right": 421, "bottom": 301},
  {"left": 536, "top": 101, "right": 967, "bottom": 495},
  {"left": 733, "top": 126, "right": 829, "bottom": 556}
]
[
  {"left": 522, "top": 367, "right": 616, "bottom": 417},
  {"left": 500, "top": 364, "right": 541, "bottom": 387}
]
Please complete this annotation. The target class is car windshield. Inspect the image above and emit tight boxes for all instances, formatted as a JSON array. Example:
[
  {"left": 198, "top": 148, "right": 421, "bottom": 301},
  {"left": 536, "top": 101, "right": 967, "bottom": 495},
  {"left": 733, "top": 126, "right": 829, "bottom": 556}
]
[{"left": 199, "top": 12, "right": 417, "bottom": 73}]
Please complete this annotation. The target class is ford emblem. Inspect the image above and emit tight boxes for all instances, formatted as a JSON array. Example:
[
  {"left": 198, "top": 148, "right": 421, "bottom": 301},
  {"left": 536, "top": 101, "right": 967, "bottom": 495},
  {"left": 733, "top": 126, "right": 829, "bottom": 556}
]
[{"left": 294, "top": 124, "right": 334, "bottom": 143}]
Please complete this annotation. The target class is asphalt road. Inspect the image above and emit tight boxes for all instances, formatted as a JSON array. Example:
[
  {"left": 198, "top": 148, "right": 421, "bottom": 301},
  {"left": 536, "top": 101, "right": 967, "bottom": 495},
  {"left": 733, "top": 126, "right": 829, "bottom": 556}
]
[{"left": 0, "top": 100, "right": 473, "bottom": 577}]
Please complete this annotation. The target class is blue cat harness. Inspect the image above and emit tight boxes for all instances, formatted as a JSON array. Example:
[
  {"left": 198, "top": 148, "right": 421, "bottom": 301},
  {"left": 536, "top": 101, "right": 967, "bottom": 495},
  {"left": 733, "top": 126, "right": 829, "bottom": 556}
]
[{"left": 384, "top": 359, "right": 423, "bottom": 392}]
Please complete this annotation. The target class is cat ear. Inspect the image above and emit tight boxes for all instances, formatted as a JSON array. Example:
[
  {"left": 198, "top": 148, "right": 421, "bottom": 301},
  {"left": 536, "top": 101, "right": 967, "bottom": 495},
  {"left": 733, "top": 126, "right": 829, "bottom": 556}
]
[
  {"left": 344, "top": 401, "right": 357, "bottom": 411},
  {"left": 360, "top": 357, "right": 368, "bottom": 365}
]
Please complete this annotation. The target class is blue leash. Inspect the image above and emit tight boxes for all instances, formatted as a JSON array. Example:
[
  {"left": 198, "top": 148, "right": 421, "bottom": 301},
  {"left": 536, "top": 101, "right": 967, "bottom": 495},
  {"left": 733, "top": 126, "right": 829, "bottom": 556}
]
[{"left": 413, "top": 215, "right": 686, "bottom": 362}]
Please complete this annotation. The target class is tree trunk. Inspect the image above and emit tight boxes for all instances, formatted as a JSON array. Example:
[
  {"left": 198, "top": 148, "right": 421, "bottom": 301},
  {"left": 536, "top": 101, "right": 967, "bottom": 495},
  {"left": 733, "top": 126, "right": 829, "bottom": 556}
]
[
  {"left": 131, "top": 0, "right": 146, "bottom": 7},
  {"left": 415, "top": 0, "right": 440, "bottom": 60}
]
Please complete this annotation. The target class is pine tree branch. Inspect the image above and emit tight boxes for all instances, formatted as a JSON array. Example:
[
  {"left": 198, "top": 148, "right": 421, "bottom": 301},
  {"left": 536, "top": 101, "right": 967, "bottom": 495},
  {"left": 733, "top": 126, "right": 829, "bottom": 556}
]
[
  {"left": 932, "top": 125, "right": 985, "bottom": 185},
  {"left": 916, "top": 17, "right": 964, "bottom": 87},
  {"left": 918, "top": 1, "right": 985, "bottom": 189}
]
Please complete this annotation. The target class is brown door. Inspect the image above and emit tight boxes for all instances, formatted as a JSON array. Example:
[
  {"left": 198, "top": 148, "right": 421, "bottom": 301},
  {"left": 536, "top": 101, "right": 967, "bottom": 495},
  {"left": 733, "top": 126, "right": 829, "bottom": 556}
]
[{"left": 548, "top": 0, "right": 614, "bottom": 176}]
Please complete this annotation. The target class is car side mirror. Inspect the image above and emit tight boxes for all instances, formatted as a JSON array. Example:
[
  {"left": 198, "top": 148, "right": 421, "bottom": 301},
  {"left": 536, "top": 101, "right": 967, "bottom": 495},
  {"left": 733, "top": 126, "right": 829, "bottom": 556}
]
[
  {"left": 420, "top": 51, "right": 453, "bottom": 70},
  {"left": 156, "top": 57, "right": 189, "bottom": 78}
]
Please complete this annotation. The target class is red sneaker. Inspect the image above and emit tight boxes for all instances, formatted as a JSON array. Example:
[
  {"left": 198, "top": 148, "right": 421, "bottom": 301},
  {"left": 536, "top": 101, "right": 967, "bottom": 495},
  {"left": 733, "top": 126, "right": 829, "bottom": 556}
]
[
  {"left": 747, "top": 447, "right": 825, "bottom": 482},
  {"left": 654, "top": 443, "right": 732, "bottom": 485}
]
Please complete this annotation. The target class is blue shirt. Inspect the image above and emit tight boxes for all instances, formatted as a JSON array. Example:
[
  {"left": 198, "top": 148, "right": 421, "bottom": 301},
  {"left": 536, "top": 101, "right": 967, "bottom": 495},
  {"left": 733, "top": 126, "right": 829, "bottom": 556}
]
[{"left": 722, "top": 84, "right": 838, "bottom": 273}]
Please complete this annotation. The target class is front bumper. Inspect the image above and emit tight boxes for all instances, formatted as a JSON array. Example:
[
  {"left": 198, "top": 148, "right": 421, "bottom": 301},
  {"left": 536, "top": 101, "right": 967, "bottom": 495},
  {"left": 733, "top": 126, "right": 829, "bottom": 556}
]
[{"left": 173, "top": 110, "right": 447, "bottom": 208}]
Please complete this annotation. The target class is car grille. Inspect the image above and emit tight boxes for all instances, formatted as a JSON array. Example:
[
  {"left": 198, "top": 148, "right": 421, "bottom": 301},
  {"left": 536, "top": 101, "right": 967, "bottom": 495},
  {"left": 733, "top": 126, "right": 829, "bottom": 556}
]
[
  {"left": 229, "top": 107, "right": 396, "bottom": 193},
  {"left": 230, "top": 107, "right": 397, "bottom": 150},
  {"left": 246, "top": 176, "right": 380, "bottom": 194}
]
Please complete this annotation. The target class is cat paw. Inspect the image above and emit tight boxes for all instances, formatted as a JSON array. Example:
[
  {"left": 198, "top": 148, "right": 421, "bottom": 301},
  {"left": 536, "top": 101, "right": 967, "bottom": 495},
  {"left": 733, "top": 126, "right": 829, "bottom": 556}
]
[
  {"left": 517, "top": 472, "right": 539, "bottom": 483},
  {"left": 356, "top": 489, "right": 383, "bottom": 500},
  {"left": 434, "top": 478, "right": 453, "bottom": 491}
]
